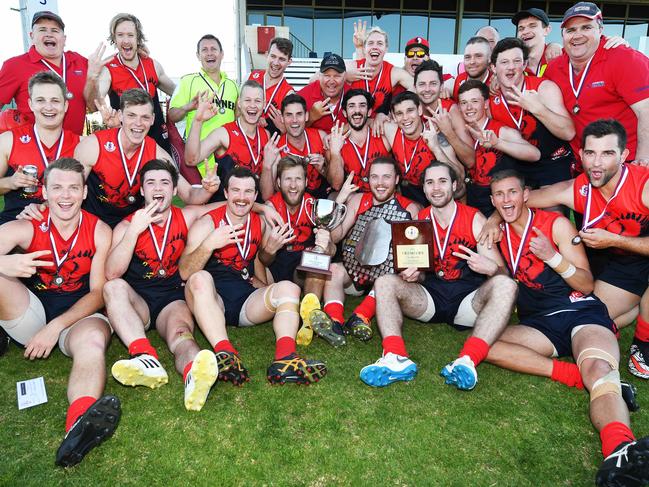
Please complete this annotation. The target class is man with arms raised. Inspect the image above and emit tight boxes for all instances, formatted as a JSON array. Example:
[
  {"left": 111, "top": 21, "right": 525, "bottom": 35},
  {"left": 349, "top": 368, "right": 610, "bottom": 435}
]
[
  {"left": 360, "top": 162, "right": 516, "bottom": 389},
  {"left": 0, "top": 158, "right": 117, "bottom": 467},
  {"left": 485, "top": 168, "right": 649, "bottom": 487},
  {"left": 179, "top": 166, "right": 327, "bottom": 397},
  {"left": 0, "top": 72, "right": 80, "bottom": 224}
]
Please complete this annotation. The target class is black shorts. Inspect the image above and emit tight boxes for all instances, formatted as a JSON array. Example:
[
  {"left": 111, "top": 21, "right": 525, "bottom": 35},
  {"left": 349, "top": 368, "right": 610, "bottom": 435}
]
[
  {"left": 520, "top": 297, "right": 616, "bottom": 357},
  {"left": 269, "top": 249, "right": 302, "bottom": 283},
  {"left": 515, "top": 156, "right": 572, "bottom": 189},
  {"left": 134, "top": 282, "right": 186, "bottom": 328},
  {"left": 466, "top": 184, "right": 494, "bottom": 217},
  {"left": 421, "top": 274, "right": 482, "bottom": 327},
  {"left": 211, "top": 272, "right": 256, "bottom": 326},
  {"left": 589, "top": 251, "right": 649, "bottom": 297},
  {"left": 400, "top": 183, "right": 427, "bottom": 208}
]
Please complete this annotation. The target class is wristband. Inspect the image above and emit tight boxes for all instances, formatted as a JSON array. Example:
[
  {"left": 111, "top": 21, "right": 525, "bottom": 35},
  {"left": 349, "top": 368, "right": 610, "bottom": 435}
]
[
  {"left": 544, "top": 252, "right": 562, "bottom": 269},
  {"left": 559, "top": 264, "right": 576, "bottom": 279}
]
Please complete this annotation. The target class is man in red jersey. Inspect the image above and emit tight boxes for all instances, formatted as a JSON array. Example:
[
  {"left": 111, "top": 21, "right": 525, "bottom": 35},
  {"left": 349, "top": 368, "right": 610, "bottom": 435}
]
[
  {"left": 298, "top": 54, "right": 351, "bottom": 133},
  {"left": 248, "top": 37, "right": 295, "bottom": 134},
  {"left": 84, "top": 13, "right": 176, "bottom": 152},
  {"left": 484, "top": 168, "right": 649, "bottom": 487},
  {"left": 447, "top": 36, "right": 492, "bottom": 102},
  {"left": 360, "top": 162, "right": 515, "bottom": 390},
  {"left": 0, "top": 72, "right": 80, "bottom": 223},
  {"left": 0, "top": 11, "right": 88, "bottom": 135},
  {"left": 545, "top": 2, "right": 649, "bottom": 166},
  {"left": 513, "top": 8, "right": 562, "bottom": 77},
  {"left": 0, "top": 158, "right": 117, "bottom": 467},
  {"left": 261, "top": 93, "right": 329, "bottom": 199},
  {"left": 328, "top": 89, "right": 390, "bottom": 192}
]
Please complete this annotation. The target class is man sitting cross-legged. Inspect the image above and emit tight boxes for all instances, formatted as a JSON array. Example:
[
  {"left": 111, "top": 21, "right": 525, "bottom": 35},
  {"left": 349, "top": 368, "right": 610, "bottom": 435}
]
[{"left": 360, "top": 162, "right": 517, "bottom": 389}]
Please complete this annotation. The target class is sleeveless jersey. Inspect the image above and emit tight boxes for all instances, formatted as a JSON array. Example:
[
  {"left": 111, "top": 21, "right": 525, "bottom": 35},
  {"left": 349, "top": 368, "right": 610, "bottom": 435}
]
[
  {"left": 339, "top": 131, "right": 390, "bottom": 192},
  {"left": 351, "top": 60, "right": 394, "bottom": 114},
  {"left": 123, "top": 205, "right": 188, "bottom": 290},
  {"left": 85, "top": 128, "right": 156, "bottom": 227},
  {"left": 221, "top": 121, "right": 269, "bottom": 176},
  {"left": 418, "top": 202, "right": 484, "bottom": 284},
  {"left": 489, "top": 76, "right": 572, "bottom": 164},
  {"left": 1, "top": 124, "right": 79, "bottom": 222},
  {"left": 248, "top": 70, "right": 294, "bottom": 116},
  {"left": 453, "top": 71, "right": 492, "bottom": 101},
  {"left": 572, "top": 164, "right": 649, "bottom": 256},
  {"left": 525, "top": 46, "right": 549, "bottom": 77},
  {"left": 391, "top": 128, "right": 435, "bottom": 187},
  {"left": 204, "top": 205, "right": 263, "bottom": 281},
  {"left": 24, "top": 208, "right": 99, "bottom": 321},
  {"left": 267, "top": 192, "right": 316, "bottom": 252},
  {"left": 278, "top": 128, "right": 327, "bottom": 193},
  {"left": 469, "top": 119, "right": 509, "bottom": 186}
]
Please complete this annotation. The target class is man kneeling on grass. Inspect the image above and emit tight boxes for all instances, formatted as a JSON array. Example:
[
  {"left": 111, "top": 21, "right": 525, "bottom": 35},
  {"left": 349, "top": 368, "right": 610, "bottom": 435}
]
[{"left": 0, "top": 158, "right": 118, "bottom": 467}]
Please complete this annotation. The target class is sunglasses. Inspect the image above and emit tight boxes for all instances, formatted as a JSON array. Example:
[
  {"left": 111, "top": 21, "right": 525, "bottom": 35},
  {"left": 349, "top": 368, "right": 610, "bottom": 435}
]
[{"left": 406, "top": 49, "right": 428, "bottom": 59}]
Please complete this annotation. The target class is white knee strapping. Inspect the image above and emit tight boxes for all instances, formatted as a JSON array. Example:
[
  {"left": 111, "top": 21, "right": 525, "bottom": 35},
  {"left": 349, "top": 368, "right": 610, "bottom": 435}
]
[{"left": 590, "top": 369, "right": 622, "bottom": 402}]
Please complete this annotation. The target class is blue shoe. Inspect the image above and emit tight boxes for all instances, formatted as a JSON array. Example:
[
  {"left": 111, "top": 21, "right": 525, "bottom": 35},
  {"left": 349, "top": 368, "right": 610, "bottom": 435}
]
[
  {"left": 440, "top": 355, "right": 477, "bottom": 391},
  {"left": 359, "top": 352, "right": 417, "bottom": 387}
]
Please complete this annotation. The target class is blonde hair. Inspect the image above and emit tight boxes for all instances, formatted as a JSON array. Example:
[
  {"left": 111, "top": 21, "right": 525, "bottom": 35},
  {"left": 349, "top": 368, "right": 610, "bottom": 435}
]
[
  {"left": 364, "top": 26, "right": 389, "bottom": 48},
  {"left": 108, "top": 13, "right": 147, "bottom": 50}
]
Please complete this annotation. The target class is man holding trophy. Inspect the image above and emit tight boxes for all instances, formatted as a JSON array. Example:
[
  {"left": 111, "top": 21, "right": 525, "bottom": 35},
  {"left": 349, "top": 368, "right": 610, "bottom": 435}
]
[{"left": 360, "top": 162, "right": 517, "bottom": 390}]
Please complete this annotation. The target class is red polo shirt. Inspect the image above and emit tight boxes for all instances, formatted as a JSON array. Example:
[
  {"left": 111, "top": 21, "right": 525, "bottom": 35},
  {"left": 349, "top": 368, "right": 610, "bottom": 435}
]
[
  {"left": 0, "top": 46, "right": 88, "bottom": 135},
  {"left": 297, "top": 80, "right": 351, "bottom": 133},
  {"left": 545, "top": 37, "right": 649, "bottom": 162}
]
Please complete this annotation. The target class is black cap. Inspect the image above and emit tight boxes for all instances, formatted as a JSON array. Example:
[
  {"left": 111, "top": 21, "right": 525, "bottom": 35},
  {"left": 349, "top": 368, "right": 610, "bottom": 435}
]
[
  {"left": 512, "top": 8, "right": 550, "bottom": 27},
  {"left": 31, "top": 11, "right": 65, "bottom": 30},
  {"left": 561, "top": 2, "right": 602, "bottom": 27},
  {"left": 320, "top": 53, "right": 346, "bottom": 73}
]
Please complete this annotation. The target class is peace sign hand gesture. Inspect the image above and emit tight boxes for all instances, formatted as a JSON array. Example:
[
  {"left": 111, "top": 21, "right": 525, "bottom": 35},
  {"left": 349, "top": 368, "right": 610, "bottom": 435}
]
[{"left": 452, "top": 244, "right": 498, "bottom": 276}]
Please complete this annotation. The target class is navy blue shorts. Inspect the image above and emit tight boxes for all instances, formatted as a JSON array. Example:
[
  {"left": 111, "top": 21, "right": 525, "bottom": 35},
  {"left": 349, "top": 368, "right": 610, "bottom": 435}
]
[
  {"left": 211, "top": 273, "right": 256, "bottom": 326},
  {"left": 515, "top": 156, "right": 572, "bottom": 189},
  {"left": 134, "top": 282, "right": 186, "bottom": 328},
  {"left": 421, "top": 275, "right": 482, "bottom": 327},
  {"left": 269, "top": 249, "right": 302, "bottom": 283},
  {"left": 520, "top": 297, "right": 616, "bottom": 357},
  {"left": 589, "top": 251, "right": 649, "bottom": 298},
  {"left": 466, "top": 184, "right": 494, "bottom": 217}
]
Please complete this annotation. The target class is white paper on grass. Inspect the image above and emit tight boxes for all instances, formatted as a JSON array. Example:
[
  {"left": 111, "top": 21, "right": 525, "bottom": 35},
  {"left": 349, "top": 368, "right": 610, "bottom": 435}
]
[{"left": 16, "top": 377, "right": 48, "bottom": 410}]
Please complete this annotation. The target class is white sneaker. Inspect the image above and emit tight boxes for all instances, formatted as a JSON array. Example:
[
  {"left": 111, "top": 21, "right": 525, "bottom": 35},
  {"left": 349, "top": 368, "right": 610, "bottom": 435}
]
[
  {"left": 359, "top": 352, "right": 417, "bottom": 387},
  {"left": 184, "top": 350, "right": 218, "bottom": 411},
  {"left": 440, "top": 355, "right": 478, "bottom": 390},
  {"left": 111, "top": 354, "right": 168, "bottom": 389}
]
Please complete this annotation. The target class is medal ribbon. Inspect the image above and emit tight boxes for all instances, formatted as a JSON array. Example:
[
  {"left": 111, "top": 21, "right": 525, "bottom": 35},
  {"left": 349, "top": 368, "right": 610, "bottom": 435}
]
[
  {"left": 225, "top": 212, "right": 251, "bottom": 262},
  {"left": 568, "top": 54, "right": 595, "bottom": 105},
  {"left": 364, "top": 62, "right": 384, "bottom": 98},
  {"left": 349, "top": 130, "right": 371, "bottom": 171},
  {"left": 285, "top": 197, "right": 306, "bottom": 232},
  {"left": 281, "top": 132, "right": 312, "bottom": 158},
  {"left": 582, "top": 165, "right": 628, "bottom": 230},
  {"left": 400, "top": 130, "right": 421, "bottom": 176},
  {"left": 198, "top": 72, "right": 226, "bottom": 109},
  {"left": 117, "top": 54, "right": 149, "bottom": 93},
  {"left": 236, "top": 121, "right": 260, "bottom": 167},
  {"left": 473, "top": 118, "right": 490, "bottom": 150},
  {"left": 430, "top": 202, "right": 458, "bottom": 265},
  {"left": 148, "top": 210, "right": 173, "bottom": 268},
  {"left": 500, "top": 79, "right": 526, "bottom": 130},
  {"left": 40, "top": 53, "right": 67, "bottom": 85},
  {"left": 117, "top": 129, "right": 146, "bottom": 190},
  {"left": 505, "top": 208, "right": 534, "bottom": 277},
  {"left": 263, "top": 75, "right": 285, "bottom": 114},
  {"left": 33, "top": 126, "right": 64, "bottom": 168},
  {"left": 48, "top": 212, "right": 84, "bottom": 273},
  {"left": 329, "top": 92, "right": 344, "bottom": 122}
]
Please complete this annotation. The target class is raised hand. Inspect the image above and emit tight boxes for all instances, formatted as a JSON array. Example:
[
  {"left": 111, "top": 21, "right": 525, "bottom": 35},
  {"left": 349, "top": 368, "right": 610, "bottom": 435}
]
[
  {"left": 336, "top": 171, "right": 359, "bottom": 204},
  {"left": 422, "top": 117, "right": 440, "bottom": 149},
  {"left": 0, "top": 250, "right": 52, "bottom": 278},
  {"left": 10, "top": 165, "right": 39, "bottom": 190},
  {"left": 329, "top": 121, "right": 348, "bottom": 155},
  {"left": 16, "top": 202, "right": 47, "bottom": 222},
  {"left": 95, "top": 98, "right": 120, "bottom": 128},
  {"left": 129, "top": 200, "right": 164, "bottom": 235},
  {"left": 528, "top": 226, "right": 556, "bottom": 261},
  {"left": 266, "top": 222, "right": 296, "bottom": 254},
  {"left": 263, "top": 132, "right": 281, "bottom": 168},
  {"left": 307, "top": 153, "right": 326, "bottom": 175},
  {"left": 353, "top": 20, "right": 368, "bottom": 49},
  {"left": 508, "top": 85, "right": 543, "bottom": 114},
  {"left": 195, "top": 90, "right": 219, "bottom": 122},
  {"left": 267, "top": 104, "right": 286, "bottom": 134},
  {"left": 432, "top": 108, "right": 454, "bottom": 138},
  {"left": 201, "top": 158, "right": 220, "bottom": 193},
  {"left": 467, "top": 124, "right": 498, "bottom": 149},
  {"left": 206, "top": 223, "right": 245, "bottom": 250},
  {"left": 87, "top": 42, "right": 111, "bottom": 79},
  {"left": 452, "top": 244, "right": 498, "bottom": 276},
  {"left": 312, "top": 97, "right": 332, "bottom": 120}
]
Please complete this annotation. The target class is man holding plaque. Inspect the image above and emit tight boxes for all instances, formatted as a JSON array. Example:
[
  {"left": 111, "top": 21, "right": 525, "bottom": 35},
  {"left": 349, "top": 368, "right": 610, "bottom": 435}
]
[
  {"left": 360, "top": 162, "right": 515, "bottom": 390},
  {"left": 485, "top": 168, "right": 649, "bottom": 487},
  {"left": 0, "top": 158, "right": 119, "bottom": 467},
  {"left": 179, "top": 166, "right": 327, "bottom": 390}
]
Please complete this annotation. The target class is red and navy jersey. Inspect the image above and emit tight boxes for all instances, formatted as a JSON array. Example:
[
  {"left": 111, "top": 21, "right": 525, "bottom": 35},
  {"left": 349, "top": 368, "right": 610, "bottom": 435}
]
[
  {"left": 469, "top": 119, "right": 508, "bottom": 186},
  {"left": 204, "top": 205, "right": 263, "bottom": 280},
  {"left": 356, "top": 192, "right": 414, "bottom": 217},
  {"left": 452, "top": 71, "right": 492, "bottom": 101},
  {"left": 248, "top": 70, "right": 294, "bottom": 116},
  {"left": 221, "top": 121, "right": 269, "bottom": 176},
  {"left": 106, "top": 55, "right": 159, "bottom": 99},
  {"left": 278, "top": 128, "right": 326, "bottom": 193},
  {"left": 499, "top": 209, "right": 592, "bottom": 318},
  {"left": 418, "top": 203, "right": 484, "bottom": 283},
  {"left": 267, "top": 192, "right": 316, "bottom": 252},
  {"left": 490, "top": 77, "right": 572, "bottom": 164},
  {"left": 391, "top": 128, "right": 435, "bottom": 187},
  {"left": 351, "top": 60, "right": 394, "bottom": 114},
  {"left": 23, "top": 208, "right": 99, "bottom": 321},
  {"left": 1, "top": 124, "right": 79, "bottom": 223},
  {"left": 85, "top": 128, "right": 156, "bottom": 228},
  {"left": 123, "top": 206, "right": 188, "bottom": 290},
  {"left": 572, "top": 164, "right": 649, "bottom": 255},
  {"left": 340, "top": 133, "right": 390, "bottom": 192}
]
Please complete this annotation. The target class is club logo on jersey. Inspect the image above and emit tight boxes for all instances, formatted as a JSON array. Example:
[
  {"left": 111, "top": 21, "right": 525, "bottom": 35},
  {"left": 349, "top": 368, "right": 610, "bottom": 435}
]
[
  {"left": 232, "top": 130, "right": 239, "bottom": 137},
  {"left": 252, "top": 72, "right": 260, "bottom": 79},
  {"left": 39, "top": 221, "right": 49, "bottom": 232},
  {"left": 493, "top": 96, "right": 501, "bottom": 105},
  {"left": 591, "top": 81, "right": 605, "bottom": 88},
  {"left": 20, "top": 135, "right": 31, "bottom": 144},
  {"left": 104, "top": 141, "right": 116, "bottom": 152},
  {"left": 110, "top": 63, "right": 119, "bottom": 68},
  {"left": 579, "top": 184, "right": 588, "bottom": 197}
]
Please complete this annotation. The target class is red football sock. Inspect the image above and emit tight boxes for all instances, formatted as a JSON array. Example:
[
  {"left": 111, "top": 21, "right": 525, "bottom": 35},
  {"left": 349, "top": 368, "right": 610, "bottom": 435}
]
[
  {"left": 634, "top": 316, "right": 649, "bottom": 342},
  {"left": 213, "top": 339, "right": 238, "bottom": 355},
  {"left": 600, "top": 422, "right": 635, "bottom": 457},
  {"left": 128, "top": 338, "right": 158, "bottom": 359},
  {"left": 382, "top": 335, "right": 408, "bottom": 357},
  {"left": 459, "top": 336, "right": 490, "bottom": 366},
  {"left": 353, "top": 290, "right": 376, "bottom": 320},
  {"left": 65, "top": 396, "right": 96, "bottom": 432},
  {"left": 323, "top": 301, "right": 344, "bottom": 324},
  {"left": 182, "top": 361, "right": 193, "bottom": 382},
  {"left": 550, "top": 359, "right": 584, "bottom": 389},
  {"left": 275, "top": 336, "right": 296, "bottom": 360}
]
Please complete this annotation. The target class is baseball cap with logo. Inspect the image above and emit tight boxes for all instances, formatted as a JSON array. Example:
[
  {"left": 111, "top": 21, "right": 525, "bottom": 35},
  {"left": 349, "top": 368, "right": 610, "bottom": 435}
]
[
  {"left": 320, "top": 53, "right": 346, "bottom": 73},
  {"left": 561, "top": 2, "right": 602, "bottom": 28},
  {"left": 405, "top": 37, "right": 430, "bottom": 54},
  {"left": 512, "top": 8, "right": 550, "bottom": 27},
  {"left": 31, "top": 11, "right": 65, "bottom": 30}
]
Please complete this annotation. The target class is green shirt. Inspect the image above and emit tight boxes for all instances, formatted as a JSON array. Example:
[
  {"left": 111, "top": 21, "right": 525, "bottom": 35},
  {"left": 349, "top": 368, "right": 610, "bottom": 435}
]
[{"left": 170, "top": 69, "right": 238, "bottom": 174}]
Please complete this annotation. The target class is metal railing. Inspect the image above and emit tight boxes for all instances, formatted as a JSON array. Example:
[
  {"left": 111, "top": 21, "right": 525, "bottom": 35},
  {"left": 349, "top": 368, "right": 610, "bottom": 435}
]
[{"left": 289, "top": 32, "right": 316, "bottom": 58}]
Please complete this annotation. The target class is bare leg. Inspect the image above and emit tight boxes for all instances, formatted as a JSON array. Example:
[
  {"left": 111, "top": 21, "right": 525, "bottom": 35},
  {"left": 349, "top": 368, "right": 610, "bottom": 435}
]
[
  {"left": 156, "top": 300, "right": 200, "bottom": 375},
  {"left": 374, "top": 274, "right": 430, "bottom": 338},
  {"left": 0, "top": 275, "right": 30, "bottom": 321},
  {"left": 103, "top": 279, "right": 150, "bottom": 346},
  {"left": 470, "top": 275, "right": 517, "bottom": 345},
  {"left": 595, "top": 280, "right": 640, "bottom": 330},
  {"left": 486, "top": 325, "right": 556, "bottom": 377},
  {"left": 184, "top": 270, "right": 229, "bottom": 347}
]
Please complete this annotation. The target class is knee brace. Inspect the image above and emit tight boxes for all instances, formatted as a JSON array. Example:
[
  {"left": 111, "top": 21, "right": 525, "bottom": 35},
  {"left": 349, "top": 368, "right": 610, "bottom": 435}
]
[
  {"left": 576, "top": 347, "right": 618, "bottom": 371},
  {"left": 168, "top": 331, "right": 195, "bottom": 354},
  {"left": 263, "top": 284, "right": 299, "bottom": 316}
]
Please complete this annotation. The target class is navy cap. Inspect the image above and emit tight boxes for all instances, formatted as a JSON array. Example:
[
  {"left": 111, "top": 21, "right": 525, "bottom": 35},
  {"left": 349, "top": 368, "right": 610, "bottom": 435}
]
[
  {"left": 32, "top": 11, "right": 65, "bottom": 30},
  {"left": 320, "top": 53, "right": 346, "bottom": 73},
  {"left": 512, "top": 8, "right": 550, "bottom": 27},
  {"left": 561, "top": 2, "right": 602, "bottom": 28}
]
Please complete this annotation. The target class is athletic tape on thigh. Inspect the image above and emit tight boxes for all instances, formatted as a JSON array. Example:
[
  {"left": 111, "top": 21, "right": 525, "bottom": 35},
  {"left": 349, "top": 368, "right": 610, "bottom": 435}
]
[
  {"left": 590, "top": 369, "right": 621, "bottom": 402},
  {"left": 576, "top": 347, "right": 619, "bottom": 371},
  {"left": 168, "top": 331, "right": 194, "bottom": 354}
]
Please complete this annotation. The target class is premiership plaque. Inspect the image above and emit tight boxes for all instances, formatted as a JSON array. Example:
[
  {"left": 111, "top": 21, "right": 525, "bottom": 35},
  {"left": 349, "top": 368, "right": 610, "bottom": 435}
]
[{"left": 391, "top": 220, "right": 434, "bottom": 272}]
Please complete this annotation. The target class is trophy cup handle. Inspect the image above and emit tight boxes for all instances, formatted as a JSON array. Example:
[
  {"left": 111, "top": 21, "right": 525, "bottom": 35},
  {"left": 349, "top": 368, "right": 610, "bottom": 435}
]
[{"left": 329, "top": 204, "right": 346, "bottom": 230}]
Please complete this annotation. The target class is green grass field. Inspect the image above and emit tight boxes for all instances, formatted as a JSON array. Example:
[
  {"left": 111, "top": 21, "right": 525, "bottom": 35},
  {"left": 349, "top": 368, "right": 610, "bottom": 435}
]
[{"left": 1, "top": 300, "right": 648, "bottom": 487}]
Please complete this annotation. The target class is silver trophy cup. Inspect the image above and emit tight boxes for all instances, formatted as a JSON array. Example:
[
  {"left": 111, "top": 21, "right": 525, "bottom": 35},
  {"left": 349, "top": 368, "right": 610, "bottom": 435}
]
[{"left": 297, "top": 199, "right": 347, "bottom": 274}]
